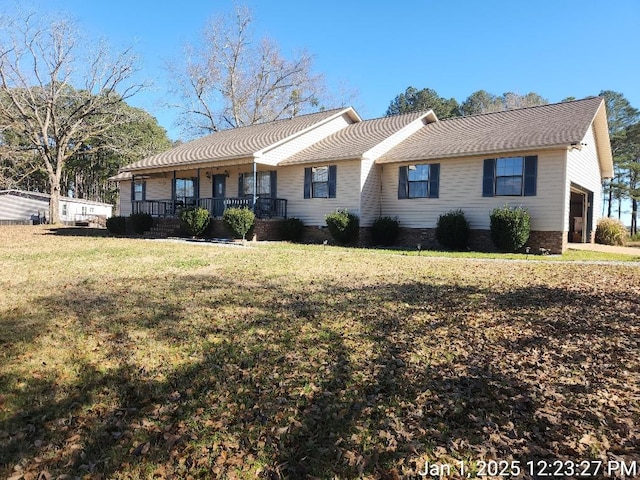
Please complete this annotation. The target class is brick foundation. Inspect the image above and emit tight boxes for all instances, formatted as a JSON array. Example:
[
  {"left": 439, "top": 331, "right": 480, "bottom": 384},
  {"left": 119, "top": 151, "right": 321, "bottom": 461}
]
[
  {"left": 366, "top": 227, "right": 567, "bottom": 254},
  {"left": 208, "top": 218, "right": 285, "bottom": 241},
  {"left": 301, "top": 226, "right": 334, "bottom": 244},
  {"left": 159, "top": 216, "right": 568, "bottom": 254},
  {"left": 526, "top": 231, "right": 566, "bottom": 254}
]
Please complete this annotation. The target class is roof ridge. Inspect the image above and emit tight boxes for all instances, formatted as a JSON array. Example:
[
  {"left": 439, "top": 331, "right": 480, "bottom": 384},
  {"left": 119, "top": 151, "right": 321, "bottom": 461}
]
[
  {"left": 440, "top": 96, "right": 602, "bottom": 122},
  {"left": 367, "top": 110, "right": 432, "bottom": 122},
  {"left": 182, "top": 107, "right": 352, "bottom": 144},
  {"left": 213, "top": 107, "right": 349, "bottom": 132}
]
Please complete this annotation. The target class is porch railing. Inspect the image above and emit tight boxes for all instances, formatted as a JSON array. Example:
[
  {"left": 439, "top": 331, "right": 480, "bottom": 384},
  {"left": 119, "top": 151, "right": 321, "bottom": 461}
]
[
  {"left": 132, "top": 199, "right": 173, "bottom": 216},
  {"left": 133, "top": 197, "right": 287, "bottom": 219},
  {"left": 198, "top": 197, "right": 287, "bottom": 219}
]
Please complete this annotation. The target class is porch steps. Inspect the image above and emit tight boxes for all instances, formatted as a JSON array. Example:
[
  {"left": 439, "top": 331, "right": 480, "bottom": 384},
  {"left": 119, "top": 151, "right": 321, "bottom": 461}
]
[{"left": 145, "top": 218, "right": 183, "bottom": 238}]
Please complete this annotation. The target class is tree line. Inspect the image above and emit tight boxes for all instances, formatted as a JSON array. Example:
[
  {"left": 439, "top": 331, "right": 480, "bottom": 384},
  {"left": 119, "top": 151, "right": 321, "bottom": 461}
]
[
  {"left": 385, "top": 87, "right": 640, "bottom": 235},
  {"left": 0, "top": 5, "right": 331, "bottom": 223},
  {"left": 1, "top": 4, "right": 637, "bottom": 231}
]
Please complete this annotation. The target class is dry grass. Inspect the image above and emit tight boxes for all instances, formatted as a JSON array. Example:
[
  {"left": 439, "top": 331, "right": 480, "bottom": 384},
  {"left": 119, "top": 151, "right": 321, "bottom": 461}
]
[{"left": 0, "top": 226, "right": 639, "bottom": 479}]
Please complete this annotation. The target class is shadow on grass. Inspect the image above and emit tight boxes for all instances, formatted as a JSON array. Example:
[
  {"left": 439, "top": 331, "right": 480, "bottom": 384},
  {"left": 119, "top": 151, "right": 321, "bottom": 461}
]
[
  {"left": 45, "top": 227, "right": 110, "bottom": 237},
  {"left": 1, "top": 274, "right": 638, "bottom": 478}
]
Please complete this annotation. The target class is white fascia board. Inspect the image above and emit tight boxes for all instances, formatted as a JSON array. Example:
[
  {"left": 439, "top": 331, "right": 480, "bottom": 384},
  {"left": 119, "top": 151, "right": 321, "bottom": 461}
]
[{"left": 255, "top": 107, "right": 361, "bottom": 157}]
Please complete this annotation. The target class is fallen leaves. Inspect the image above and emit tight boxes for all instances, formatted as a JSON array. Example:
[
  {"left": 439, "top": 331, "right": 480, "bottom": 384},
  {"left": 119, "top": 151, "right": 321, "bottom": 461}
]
[{"left": 1, "top": 231, "right": 640, "bottom": 478}]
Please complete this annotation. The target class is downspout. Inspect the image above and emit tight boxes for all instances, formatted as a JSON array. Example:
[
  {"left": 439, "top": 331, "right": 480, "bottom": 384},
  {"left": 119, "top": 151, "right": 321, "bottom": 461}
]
[
  {"left": 196, "top": 168, "right": 200, "bottom": 208},
  {"left": 379, "top": 165, "right": 383, "bottom": 217}
]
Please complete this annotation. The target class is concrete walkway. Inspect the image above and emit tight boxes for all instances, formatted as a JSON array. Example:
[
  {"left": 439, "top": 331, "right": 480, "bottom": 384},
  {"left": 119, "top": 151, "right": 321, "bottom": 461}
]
[{"left": 568, "top": 242, "right": 640, "bottom": 256}]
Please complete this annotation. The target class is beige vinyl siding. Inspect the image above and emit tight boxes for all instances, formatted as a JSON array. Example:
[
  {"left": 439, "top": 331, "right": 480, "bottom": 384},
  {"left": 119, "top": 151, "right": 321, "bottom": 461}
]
[
  {"left": 565, "top": 125, "right": 603, "bottom": 231},
  {"left": 145, "top": 177, "right": 172, "bottom": 200},
  {"left": 359, "top": 159, "right": 380, "bottom": 226},
  {"left": 380, "top": 150, "right": 567, "bottom": 231},
  {"left": 258, "top": 114, "right": 354, "bottom": 166},
  {"left": 278, "top": 160, "right": 362, "bottom": 226},
  {"left": 120, "top": 182, "right": 132, "bottom": 216}
]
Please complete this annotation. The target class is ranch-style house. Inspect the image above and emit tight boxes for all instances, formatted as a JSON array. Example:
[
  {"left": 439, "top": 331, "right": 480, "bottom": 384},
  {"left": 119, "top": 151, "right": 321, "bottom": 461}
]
[{"left": 111, "top": 97, "right": 612, "bottom": 253}]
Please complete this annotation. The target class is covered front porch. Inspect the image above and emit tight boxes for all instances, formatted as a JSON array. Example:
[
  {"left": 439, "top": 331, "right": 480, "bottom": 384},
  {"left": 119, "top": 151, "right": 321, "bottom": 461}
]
[{"left": 126, "top": 162, "right": 287, "bottom": 219}]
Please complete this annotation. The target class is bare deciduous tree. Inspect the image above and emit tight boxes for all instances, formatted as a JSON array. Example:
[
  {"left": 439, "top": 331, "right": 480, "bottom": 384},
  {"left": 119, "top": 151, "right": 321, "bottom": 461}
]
[
  {"left": 0, "top": 10, "right": 143, "bottom": 223},
  {"left": 169, "top": 6, "right": 325, "bottom": 135}
]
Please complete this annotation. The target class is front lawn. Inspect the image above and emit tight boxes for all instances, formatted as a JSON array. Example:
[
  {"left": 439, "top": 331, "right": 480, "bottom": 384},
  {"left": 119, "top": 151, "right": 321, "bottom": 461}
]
[{"left": 1, "top": 227, "right": 638, "bottom": 479}]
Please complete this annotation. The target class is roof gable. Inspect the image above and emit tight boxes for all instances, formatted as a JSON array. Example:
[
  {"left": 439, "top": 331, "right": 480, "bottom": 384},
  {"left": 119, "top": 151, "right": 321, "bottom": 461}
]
[
  {"left": 122, "top": 108, "right": 359, "bottom": 172},
  {"left": 279, "top": 110, "right": 436, "bottom": 165}
]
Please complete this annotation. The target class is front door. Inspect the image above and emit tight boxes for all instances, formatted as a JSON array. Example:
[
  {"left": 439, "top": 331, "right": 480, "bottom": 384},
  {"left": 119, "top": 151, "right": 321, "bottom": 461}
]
[{"left": 213, "top": 174, "right": 226, "bottom": 217}]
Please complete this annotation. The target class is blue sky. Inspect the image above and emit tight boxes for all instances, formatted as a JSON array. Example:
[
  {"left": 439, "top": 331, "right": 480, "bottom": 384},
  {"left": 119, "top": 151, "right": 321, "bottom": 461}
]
[{"left": 31, "top": 0, "right": 640, "bottom": 141}]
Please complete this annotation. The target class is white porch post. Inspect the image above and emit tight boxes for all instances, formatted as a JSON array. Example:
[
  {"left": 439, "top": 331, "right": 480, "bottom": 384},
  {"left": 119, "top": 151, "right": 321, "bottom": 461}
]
[{"left": 252, "top": 161, "right": 257, "bottom": 210}]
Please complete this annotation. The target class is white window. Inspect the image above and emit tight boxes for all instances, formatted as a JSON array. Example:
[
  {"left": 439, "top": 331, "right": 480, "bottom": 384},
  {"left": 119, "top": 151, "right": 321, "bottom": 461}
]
[
  {"left": 311, "top": 166, "right": 329, "bottom": 198},
  {"left": 243, "top": 172, "right": 271, "bottom": 196}
]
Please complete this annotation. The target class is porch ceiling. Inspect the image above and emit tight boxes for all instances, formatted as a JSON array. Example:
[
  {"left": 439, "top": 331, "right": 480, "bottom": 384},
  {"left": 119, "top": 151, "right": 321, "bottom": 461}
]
[{"left": 124, "top": 157, "right": 255, "bottom": 176}]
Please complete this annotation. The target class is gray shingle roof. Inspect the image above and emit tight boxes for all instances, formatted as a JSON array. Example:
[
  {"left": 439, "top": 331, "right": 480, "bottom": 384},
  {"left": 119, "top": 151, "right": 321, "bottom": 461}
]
[
  {"left": 122, "top": 108, "right": 353, "bottom": 172},
  {"left": 279, "top": 111, "right": 429, "bottom": 165},
  {"left": 377, "top": 97, "right": 606, "bottom": 163}
]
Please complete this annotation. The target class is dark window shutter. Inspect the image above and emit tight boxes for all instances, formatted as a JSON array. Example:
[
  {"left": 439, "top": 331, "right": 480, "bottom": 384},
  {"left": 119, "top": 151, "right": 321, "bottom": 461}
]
[
  {"left": 304, "top": 168, "right": 312, "bottom": 199},
  {"left": 398, "top": 166, "right": 408, "bottom": 199},
  {"left": 141, "top": 181, "right": 146, "bottom": 201},
  {"left": 482, "top": 159, "right": 495, "bottom": 197},
  {"left": 429, "top": 163, "right": 440, "bottom": 198},
  {"left": 270, "top": 171, "right": 277, "bottom": 198},
  {"left": 131, "top": 177, "right": 135, "bottom": 202},
  {"left": 328, "top": 165, "right": 337, "bottom": 198},
  {"left": 523, "top": 155, "right": 538, "bottom": 196},
  {"left": 238, "top": 173, "right": 244, "bottom": 197},
  {"left": 171, "top": 176, "right": 176, "bottom": 200},
  {"left": 194, "top": 174, "right": 199, "bottom": 199}
]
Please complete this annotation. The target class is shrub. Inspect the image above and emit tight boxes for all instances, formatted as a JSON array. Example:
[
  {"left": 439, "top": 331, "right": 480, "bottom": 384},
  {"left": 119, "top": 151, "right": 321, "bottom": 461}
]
[
  {"left": 489, "top": 205, "right": 531, "bottom": 252},
  {"left": 180, "top": 207, "right": 211, "bottom": 237},
  {"left": 129, "top": 213, "right": 154, "bottom": 234},
  {"left": 280, "top": 217, "right": 304, "bottom": 242},
  {"left": 223, "top": 207, "right": 255, "bottom": 240},
  {"left": 106, "top": 216, "right": 127, "bottom": 235},
  {"left": 371, "top": 216, "right": 399, "bottom": 246},
  {"left": 595, "top": 217, "right": 628, "bottom": 246},
  {"left": 325, "top": 209, "right": 359, "bottom": 244},
  {"left": 436, "top": 209, "right": 470, "bottom": 250}
]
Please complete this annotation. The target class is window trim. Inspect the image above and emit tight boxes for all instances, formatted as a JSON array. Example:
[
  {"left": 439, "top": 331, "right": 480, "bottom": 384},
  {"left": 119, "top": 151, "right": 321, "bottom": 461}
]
[
  {"left": 398, "top": 163, "right": 440, "bottom": 199},
  {"left": 407, "top": 164, "right": 429, "bottom": 198},
  {"left": 174, "top": 177, "right": 197, "bottom": 207},
  {"left": 133, "top": 180, "right": 146, "bottom": 201},
  {"left": 242, "top": 171, "right": 272, "bottom": 197},
  {"left": 311, "top": 166, "right": 329, "bottom": 198},
  {"left": 304, "top": 165, "right": 337, "bottom": 199},
  {"left": 483, "top": 156, "right": 537, "bottom": 197},
  {"left": 495, "top": 157, "right": 524, "bottom": 196}
]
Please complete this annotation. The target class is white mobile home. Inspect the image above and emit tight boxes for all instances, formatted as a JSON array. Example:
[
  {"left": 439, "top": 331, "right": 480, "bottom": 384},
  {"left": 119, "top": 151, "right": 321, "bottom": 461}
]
[{"left": 0, "top": 190, "right": 113, "bottom": 225}]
